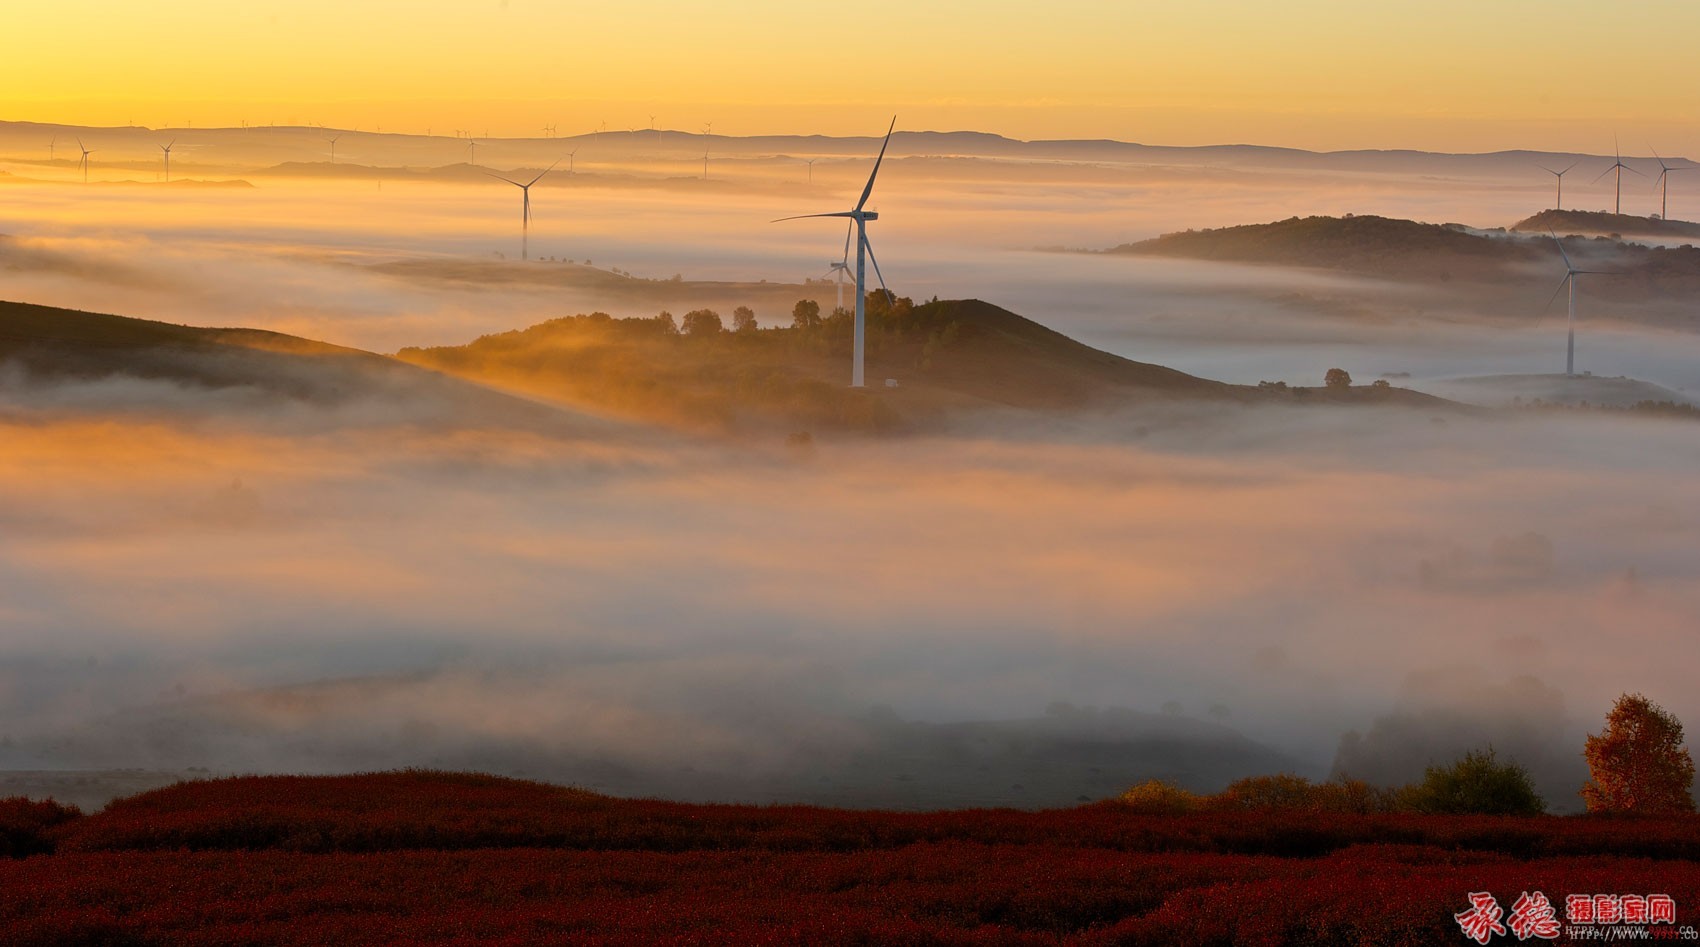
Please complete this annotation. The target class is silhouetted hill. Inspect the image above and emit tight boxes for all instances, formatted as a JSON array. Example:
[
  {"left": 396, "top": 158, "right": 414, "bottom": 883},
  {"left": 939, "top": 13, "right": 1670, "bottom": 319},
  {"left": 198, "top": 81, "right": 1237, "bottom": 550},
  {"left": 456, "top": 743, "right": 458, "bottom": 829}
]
[
  {"left": 1103, "top": 215, "right": 1542, "bottom": 281},
  {"left": 1511, "top": 209, "right": 1700, "bottom": 241},
  {"left": 0, "top": 300, "right": 577, "bottom": 429},
  {"left": 395, "top": 298, "right": 1266, "bottom": 434}
]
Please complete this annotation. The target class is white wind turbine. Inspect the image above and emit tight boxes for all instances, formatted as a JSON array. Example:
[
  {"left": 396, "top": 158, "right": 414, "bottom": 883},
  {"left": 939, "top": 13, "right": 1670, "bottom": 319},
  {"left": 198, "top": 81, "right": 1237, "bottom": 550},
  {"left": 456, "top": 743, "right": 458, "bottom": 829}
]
[
  {"left": 1594, "top": 139, "right": 1643, "bottom": 215},
  {"left": 1651, "top": 149, "right": 1690, "bottom": 220},
  {"left": 1546, "top": 231, "right": 1610, "bottom": 377},
  {"left": 326, "top": 134, "right": 341, "bottom": 165},
  {"left": 1536, "top": 161, "right": 1577, "bottom": 210},
  {"left": 159, "top": 140, "right": 176, "bottom": 182},
  {"left": 775, "top": 118, "right": 897, "bottom": 388},
  {"left": 486, "top": 158, "right": 561, "bottom": 261},
  {"left": 76, "top": 138, "right": 94, "bottom": 183},
  {"left": 824, "top": 223, "right": 853, "bottom": 311}
]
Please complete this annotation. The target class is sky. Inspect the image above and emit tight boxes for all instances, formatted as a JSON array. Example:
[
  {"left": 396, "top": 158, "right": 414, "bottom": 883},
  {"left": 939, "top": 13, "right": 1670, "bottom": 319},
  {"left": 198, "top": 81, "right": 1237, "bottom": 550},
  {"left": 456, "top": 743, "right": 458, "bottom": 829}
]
[{"left": 6, "top": 0, "right": 1700, "bottom": 154}]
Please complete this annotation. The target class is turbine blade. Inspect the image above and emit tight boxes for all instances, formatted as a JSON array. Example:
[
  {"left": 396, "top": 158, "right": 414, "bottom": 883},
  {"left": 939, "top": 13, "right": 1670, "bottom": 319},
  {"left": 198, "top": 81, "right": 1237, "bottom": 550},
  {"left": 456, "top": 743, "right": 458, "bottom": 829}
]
[
  {"left": 483, "top": 170, "right": 523, "bottom": 187},
  {"left": 863, "top": 235, "right": 891, "bottom": 301},
  {"left": 526, "top": 157, "right": 563, "bottom": 187},
  {"left": 841, "top": 222, "right": 853, "bottom": 264},
  {"left": 1542, "top": 275, "right": 1570, "bottom": 312},
  {"left": 1623, "top": 164, "right": 1647, "bottom": 178},
  {"left": 1591, "top": 165, "right": 1616, "bottom": 184},
  {"left": 1561, "top": 160, "right": 1578, "bottom": 175},
  {"left": 771, "top": 212, "right": 855, "bottom": 222},
  {"left": 1549, "top": 230, "right": 1576, "bottom": 271},
  {"left": 854, "top": 116, "right": 897, "bottom": 212}
]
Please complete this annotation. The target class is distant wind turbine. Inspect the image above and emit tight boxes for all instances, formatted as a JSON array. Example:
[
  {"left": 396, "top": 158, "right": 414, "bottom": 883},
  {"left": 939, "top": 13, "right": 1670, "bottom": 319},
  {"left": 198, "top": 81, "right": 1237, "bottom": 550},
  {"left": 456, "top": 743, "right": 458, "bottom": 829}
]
[
  {"left": 566, "top": 148, "right": 578, "bottom": 173},
  {"left": 486, "top": 159, "right": 561, "bottom": 261},
  {"left": 159, "top": 140, "right": 176, "bottom": 182},
  {"left": 1536, "top": 161, "right": 1578, "bottom": 210},
  {"left": 806, "top": 157, "right": 817, "bottom": 184},
  {"left": 467, "top": 139, "right": 478, "bottom": 166},
  {"left": 1593, "top": 139, "right": 1643, "bottom": 215},
  {"left": 1651, "top": 149, "right": 1690, "bottom": 220},
  {"left": 48, "top": 136, "right": 56, "bottom": 162},
  {"left": 824, "top": 223, "right": 853, "bottom": 311},
  {"left": 775, "top": 117, "right": 898, "bottom": 388},
  {"left": 76, "top": 138, "right": 94, "bottom": 183},
  {"left": 326, "top": 135, "right": 341, "bottom": 165},
  {"left": 703, "top": 141, "right": 710, "bottom": 180},
  {"left": 1546, "top": 231, "right": 1610, "bottom": 376}
]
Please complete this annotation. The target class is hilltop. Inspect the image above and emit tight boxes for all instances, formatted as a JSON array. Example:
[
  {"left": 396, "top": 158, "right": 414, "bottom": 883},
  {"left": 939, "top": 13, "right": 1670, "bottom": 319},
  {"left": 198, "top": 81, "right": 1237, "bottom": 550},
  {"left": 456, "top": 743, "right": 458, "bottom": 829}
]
[
  {"left": 1511, "top": 208, "right": 1700, "bottom": 242},
  {"left": 1101, "top": 214, "right": 1542, "bottom": 282},
  {"left": 398, "top": 297, "right": 1444, "bottom": 434}
]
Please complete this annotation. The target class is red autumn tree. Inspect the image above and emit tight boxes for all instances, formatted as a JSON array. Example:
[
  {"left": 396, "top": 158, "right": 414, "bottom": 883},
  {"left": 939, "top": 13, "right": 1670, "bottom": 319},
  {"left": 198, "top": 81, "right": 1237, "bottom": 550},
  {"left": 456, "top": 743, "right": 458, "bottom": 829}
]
[{"left": 1581, "top": 693, "right": 1696, "bottom": 814}]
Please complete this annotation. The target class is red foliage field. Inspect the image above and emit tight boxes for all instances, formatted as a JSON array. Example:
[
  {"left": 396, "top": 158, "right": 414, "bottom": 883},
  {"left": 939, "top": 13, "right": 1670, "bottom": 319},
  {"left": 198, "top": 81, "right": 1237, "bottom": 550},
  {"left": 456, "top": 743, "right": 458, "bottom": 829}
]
[{"left": 3, "top": 771, "right": 1696, "bottom": 946}]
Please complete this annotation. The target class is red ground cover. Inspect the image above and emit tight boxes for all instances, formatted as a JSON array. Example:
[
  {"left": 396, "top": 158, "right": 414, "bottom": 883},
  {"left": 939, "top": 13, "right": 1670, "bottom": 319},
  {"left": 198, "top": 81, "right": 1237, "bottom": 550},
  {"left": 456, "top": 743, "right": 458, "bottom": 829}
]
[{"left": 2, "top": 771, "right": 1695, "bottom": 946}]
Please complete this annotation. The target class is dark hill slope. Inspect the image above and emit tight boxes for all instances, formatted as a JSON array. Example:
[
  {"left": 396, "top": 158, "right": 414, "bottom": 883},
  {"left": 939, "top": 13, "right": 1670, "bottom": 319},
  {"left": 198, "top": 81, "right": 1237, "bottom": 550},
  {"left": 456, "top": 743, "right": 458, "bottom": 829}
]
[
  {"left": 1104, "top": 215, "right": 1543, "bottom": 281},
  {"left": 1512, "top": 208, "right": 1700, "bottom": 241},
  {"left": 0, "top": 300, "right": 581, "bottom": 430}
]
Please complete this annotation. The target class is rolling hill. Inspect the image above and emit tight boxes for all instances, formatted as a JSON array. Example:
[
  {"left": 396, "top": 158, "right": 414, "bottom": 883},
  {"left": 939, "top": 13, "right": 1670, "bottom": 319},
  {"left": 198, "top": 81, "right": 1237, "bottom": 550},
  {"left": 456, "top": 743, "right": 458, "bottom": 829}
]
[
  {"left": 1511, "top": 208, "right": 1700, "bottom": 241},
  {"left": 1101, "top": 214, "right": 1542, "bottom": 282},
  {"left": 0, "top": 299, "right": 584, "bottom": 430}
]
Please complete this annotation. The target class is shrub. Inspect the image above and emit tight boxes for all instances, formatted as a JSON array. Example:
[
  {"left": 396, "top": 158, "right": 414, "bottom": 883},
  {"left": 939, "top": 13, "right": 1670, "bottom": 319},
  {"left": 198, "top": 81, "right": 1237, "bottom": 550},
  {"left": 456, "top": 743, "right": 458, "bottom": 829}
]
[
  {"left": 1212, "top": 775, "right": 1396, "bottom": 814},
  {"left": 0, "top": 797, "right": 82, "bottom": 858},
  {"left": 1397, "top": 749, "right": 1545, "bottom": 815},
  {"left": 1117, "top": 780, "right": 1199, "bottom": 814},
  {"left": 1582, "top": 693, "right": 1696, "bottom": 814},
  {"left": 1324, "top": 368, "right": 1352, "bottom": 388}
]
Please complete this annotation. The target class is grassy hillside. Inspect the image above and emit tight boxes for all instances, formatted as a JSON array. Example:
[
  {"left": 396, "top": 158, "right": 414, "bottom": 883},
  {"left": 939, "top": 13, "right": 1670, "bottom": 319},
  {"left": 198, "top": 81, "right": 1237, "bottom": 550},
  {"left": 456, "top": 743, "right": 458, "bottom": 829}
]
[
  {"left": 395, "top": 297, "right": 1250, "bottom": 435},
  {"left": 4, "top": 770, "right": 1698, "bottom": 945}
]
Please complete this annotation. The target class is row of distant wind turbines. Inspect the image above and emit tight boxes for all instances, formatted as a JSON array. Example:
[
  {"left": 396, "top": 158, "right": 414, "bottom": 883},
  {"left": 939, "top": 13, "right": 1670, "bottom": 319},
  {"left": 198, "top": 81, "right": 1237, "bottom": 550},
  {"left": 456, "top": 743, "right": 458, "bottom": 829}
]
[{"left": 1539, "top": 139, "right": 1690, "bottom": 220}]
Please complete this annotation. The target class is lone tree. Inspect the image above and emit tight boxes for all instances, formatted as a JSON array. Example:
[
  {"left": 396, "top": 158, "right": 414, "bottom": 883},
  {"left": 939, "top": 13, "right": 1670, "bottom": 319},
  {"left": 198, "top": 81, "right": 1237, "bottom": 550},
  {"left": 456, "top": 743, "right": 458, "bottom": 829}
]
[
  {"left": 791, "top": 299, "right": 821, "bottom": 329},
  {"left": 732, "top": 306, "right": 757, "bottom": 334},
  {"left": 1324, "top": 368, "right": 1353, "bottom": 389},
  {"left": 681, "top": 309, "right": 723, "bottom": 336},
  {"left": 1581, "top": 693, "right": 1696, "bottom": 814}
]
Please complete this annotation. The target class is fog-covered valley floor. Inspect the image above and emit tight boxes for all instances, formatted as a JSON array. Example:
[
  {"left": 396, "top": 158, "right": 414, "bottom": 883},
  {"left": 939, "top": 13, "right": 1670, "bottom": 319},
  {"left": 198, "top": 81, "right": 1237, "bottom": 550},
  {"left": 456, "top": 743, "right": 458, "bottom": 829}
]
[{"left": 2, "top": 127, "right": 1697, "bottom": 810}]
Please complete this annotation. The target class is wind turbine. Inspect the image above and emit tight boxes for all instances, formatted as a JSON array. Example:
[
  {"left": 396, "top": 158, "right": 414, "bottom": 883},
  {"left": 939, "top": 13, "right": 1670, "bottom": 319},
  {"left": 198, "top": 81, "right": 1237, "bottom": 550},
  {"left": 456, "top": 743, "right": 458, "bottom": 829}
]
[
  {"left": 466, "top": 138, "right": 478, "bottom": 166},
  {"left": 566, "top": 148, "right": 578, "bottom": 173},
  {"left": 703, "top": 141, "right": 710, "bottom": 180},
  {"left": 159, "top": 140, "right": 176, "bottom": 182},
  {"left": 1546, "top": 231, "right": 1609, "bottom": 376},
  {"left": 486, "top": 158, "right": 561, "bottom": 261},
  {"left": 1593, "top": 139, "right": 1643, "bottom": 215},
  {"left": 76, "top": 139, "right": 94, "bottom": 183},
  {"left": 1536, "top": 161, "right": 1577, "bottom": 210},
  {"left": 326, "top": 135, "right": 341, "bottom": 165},
  {"left": 1651, "top": 149, "right": 1689, "bottom": 220},
  {"left": 824, "top": 223, "right": 853, "bottom": 311},
  {"left": 775, "top": 117, "right": 897, "bottom": 388},
  {"left": 48, "top": 136, "right": 56, "bottom": 162},
  {"left": 806, "top": 158, "right": 817, "bottom": 184}
]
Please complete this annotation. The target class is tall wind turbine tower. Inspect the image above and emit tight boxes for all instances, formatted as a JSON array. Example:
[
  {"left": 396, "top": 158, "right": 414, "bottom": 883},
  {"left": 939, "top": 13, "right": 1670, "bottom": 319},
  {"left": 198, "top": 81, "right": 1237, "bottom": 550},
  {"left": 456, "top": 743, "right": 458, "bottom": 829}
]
[
  {"left": 775, "top": 117, "right": 898, "bottom": 388},
  {"left": 467, "top": 139, "right": 478, "bottom": 166},
  {"left": 566, "top": 148, "right": 578, "bottom": 173},
  {"left": 1546, "top": 232, "right": 1608, "bottom": 376},
  {"left": 1652, "top": 150, "right": 1689, "bottom": 220},
  {"left": 159, "top": 140, "right": 176, "bottom": 182},
  {"left": 48, "top": 136, "right": 56, "bottom": 162},
  {"left": 1537, "top": 161, "right": 1577, "bottom": 210},
  {"left": 1594, "top": 140, "right": 1642, "bottom": 215},
  {"left": 486, "top": 158, "right": 561, "bottom": 261},
  {"left": 326, "top": 135, "right": 341, "bottom": 165}
]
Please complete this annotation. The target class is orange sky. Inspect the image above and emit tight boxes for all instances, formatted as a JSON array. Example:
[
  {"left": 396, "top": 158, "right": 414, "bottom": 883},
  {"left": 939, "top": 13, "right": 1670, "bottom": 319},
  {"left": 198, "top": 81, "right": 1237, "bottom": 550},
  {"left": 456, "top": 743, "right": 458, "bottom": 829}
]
[{"left": 6, "top": 1, "right": 1700, "bottom": 154}]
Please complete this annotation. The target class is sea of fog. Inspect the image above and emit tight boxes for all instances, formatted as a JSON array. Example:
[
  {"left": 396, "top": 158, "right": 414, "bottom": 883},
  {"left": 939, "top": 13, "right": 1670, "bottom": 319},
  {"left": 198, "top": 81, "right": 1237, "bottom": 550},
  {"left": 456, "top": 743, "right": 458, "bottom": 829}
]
[{"left": 1, "top": 152, "right": 1697, "bottom": 806}]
